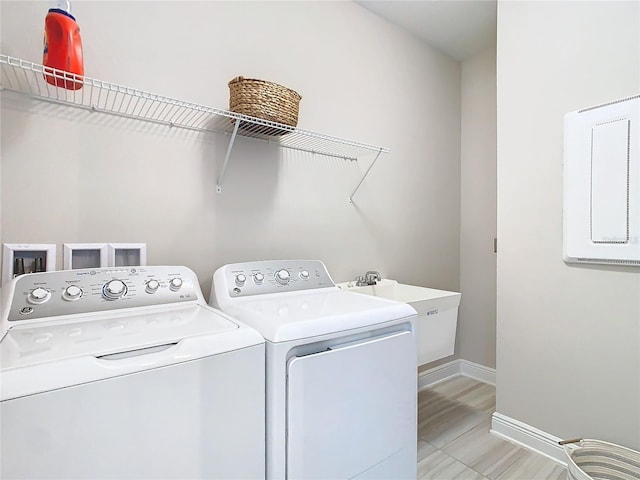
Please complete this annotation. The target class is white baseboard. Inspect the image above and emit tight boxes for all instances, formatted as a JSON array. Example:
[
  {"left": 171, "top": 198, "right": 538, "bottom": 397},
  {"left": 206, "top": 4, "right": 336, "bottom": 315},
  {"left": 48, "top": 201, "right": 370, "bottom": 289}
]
[
  {"left": 419, "top": 361, "right": 566, "bottom": 466},
  {"left": 418, "top": 360, "right": 461, "bottom": 389},
  {"left": 491, "top": 412, "right": 566, "bottom": 466},
  {"left": 460, "top": 359, "right": 496, "bottom": 385},
  {"left": 418, "top": 358, "right": 496, "bottom": 390}
]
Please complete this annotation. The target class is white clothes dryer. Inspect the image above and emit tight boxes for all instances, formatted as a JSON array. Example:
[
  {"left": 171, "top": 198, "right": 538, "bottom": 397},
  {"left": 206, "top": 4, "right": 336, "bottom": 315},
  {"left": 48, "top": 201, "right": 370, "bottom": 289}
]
[
  {"left": 210, "top": 260, "right": 418, "bottom": 480},
  {"left": 1, "top": 266, "right": 265, "bottom": 480}
]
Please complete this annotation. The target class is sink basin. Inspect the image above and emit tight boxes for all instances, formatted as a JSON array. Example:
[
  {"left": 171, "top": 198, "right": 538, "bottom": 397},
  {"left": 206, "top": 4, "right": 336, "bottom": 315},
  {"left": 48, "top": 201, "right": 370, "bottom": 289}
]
[
  {"left": 337, "top": 279, "right": 461, "bottom": 366},
  {"left": 337, "top": 279, "right": 460, "bottom": 310}
]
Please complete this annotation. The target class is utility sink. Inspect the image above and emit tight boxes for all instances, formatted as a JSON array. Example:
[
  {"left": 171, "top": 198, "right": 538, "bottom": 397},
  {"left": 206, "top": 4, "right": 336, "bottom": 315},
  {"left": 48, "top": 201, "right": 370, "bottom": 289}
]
[{"left": 337, "top": 279, "right": 461, "bottom": 366}]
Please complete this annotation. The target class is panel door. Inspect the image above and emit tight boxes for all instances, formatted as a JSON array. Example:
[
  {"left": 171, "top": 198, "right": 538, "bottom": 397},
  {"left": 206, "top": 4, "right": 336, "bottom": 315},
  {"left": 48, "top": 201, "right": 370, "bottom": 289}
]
[{"left": 286, "top": 330, "right": 416, "bottom": 479}]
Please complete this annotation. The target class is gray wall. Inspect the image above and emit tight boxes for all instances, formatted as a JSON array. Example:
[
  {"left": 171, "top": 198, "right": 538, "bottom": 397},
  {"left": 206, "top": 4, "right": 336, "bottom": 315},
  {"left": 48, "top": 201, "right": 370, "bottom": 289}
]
[
  {"left": 496, "top": 1, "right": 640, "bottom": 449},
  {"left": 416, "top": 44, "right": 498, "bottom": 374},
  {"left": 459, "top": 46, "right": 497, "bottom": 369},
  {"left": 1, "top": 1, "right": 461, "bottom": 300}
]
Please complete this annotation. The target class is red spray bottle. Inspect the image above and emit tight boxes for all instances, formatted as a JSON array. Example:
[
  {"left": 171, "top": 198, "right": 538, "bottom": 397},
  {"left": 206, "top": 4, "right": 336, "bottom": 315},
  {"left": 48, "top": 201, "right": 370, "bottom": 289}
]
[{"left": 43, "top": 0, "right": 84, "bottom": 90}]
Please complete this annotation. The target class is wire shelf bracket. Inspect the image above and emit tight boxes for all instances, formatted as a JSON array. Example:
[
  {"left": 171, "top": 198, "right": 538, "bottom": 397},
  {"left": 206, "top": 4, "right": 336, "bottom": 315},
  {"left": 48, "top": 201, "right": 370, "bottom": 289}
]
[
  {"left": 0, "top": 54, "right": 390, "bottom": 202},
  {"left": 216, "top": 120, "right": 241, "bottom": 193},
  {"left": 348, "top": 148, "right": 384, "bottom": 205}
]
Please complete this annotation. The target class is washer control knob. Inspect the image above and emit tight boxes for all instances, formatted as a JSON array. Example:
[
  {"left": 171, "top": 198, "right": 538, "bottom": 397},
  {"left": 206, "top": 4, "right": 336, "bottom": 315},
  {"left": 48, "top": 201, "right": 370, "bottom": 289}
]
[
  {"left": 169, "top": 277, "right": 183, "bottom": 291},
  {"left": 62, "top": 285, "right": 83, "bottom": 301},
  {"left": 145, "top": 279, "right": 160, "bottom": 294},
  {"left": 102, "top": 280, "right": 127, "bottom": 300},
  {"left": 299, "top": 270, "right": 310, "bottom": 280},
  {"left": 235, "top": 274, "right": 247, "bottom": 287},
  {"left": 28, "top": 287, "right": 51, "bottom": 304},
  {"left": 275, "top": 269, "right": 290, "bottom": 285},
  {"left": 253, "top": 273, "right": 264, "bottom": 284}
]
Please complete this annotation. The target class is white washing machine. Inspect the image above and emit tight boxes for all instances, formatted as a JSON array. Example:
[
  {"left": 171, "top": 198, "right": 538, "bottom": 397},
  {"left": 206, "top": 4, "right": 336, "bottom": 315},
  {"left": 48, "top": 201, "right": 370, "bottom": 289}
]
[
  {"left": 1, "top": 266, "right": 265, "bottom": 480},
  {"left": 210, "top": 260, "right": 418, "bottom": 480}
]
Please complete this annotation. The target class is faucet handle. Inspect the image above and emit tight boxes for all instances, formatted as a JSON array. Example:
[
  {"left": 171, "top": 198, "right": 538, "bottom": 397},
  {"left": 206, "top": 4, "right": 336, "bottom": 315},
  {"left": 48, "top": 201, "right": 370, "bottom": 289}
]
[{"left": 355, "top": 275, "right": 366, "bottom": 286}]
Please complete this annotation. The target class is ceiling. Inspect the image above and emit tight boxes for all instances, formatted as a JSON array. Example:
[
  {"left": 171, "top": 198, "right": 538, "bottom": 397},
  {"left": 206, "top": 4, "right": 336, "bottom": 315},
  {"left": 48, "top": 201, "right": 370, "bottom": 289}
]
[{"left": 356, "top": 0, "right": 497, "bottom": 62}]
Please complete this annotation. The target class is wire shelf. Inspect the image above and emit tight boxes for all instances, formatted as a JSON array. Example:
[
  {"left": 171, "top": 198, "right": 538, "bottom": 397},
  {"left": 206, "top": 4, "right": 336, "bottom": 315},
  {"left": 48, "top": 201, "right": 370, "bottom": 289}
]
[
  {"left": 0, "top": 54, "right": 388, "bottom": 159},
  {"left": 0, "top": 54, "right": 389, "bottom": 201}
]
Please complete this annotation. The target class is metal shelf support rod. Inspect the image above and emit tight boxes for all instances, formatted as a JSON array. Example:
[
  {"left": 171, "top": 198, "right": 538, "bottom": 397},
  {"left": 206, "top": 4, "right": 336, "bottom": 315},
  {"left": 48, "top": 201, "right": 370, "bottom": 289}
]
[
  {"left": 216, "top": 120, "right": 241, "bottom": 193},
  {"left": 348, "top": 148, "right": 383, "bottom": 205}
]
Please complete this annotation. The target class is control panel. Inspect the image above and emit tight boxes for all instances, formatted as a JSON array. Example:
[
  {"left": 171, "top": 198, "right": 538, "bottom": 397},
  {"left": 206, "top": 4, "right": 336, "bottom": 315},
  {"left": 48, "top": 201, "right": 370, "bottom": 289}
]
[
  {"left": 4, "top": 266, "right": 199, "bottom": 324},
  {"left": 215, "top": 260, "right": 335, "bottom": 299}
]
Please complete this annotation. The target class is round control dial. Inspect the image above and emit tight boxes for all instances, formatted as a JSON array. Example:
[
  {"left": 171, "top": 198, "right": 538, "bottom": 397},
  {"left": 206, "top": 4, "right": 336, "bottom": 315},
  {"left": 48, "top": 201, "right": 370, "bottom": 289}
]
[
  {"left": 275, "top": 269, "right": 290, "bottom": 285},
  {"left": 145, "top": 279, "right": 160, "bottom": 294},
  {"left": 253, "top": 273, "right": 264, "bottom": 284},
  {"left": 102, "top": 280, "right": 127, "bottom": 300},
  {"left": 28, "top": 287, "right": 51, "bottom": 304},
  {"left": 299, "top": 270, "right": 310, "bottom": 280},
  {"left": 62, "top": 285, "right": 83, "bottom": 301},
  {"left": 235, "top": 274, "right": 246, "bottom": 287},
  {"left": 169, "top": 277, "right": 183, "bottom": 292}
]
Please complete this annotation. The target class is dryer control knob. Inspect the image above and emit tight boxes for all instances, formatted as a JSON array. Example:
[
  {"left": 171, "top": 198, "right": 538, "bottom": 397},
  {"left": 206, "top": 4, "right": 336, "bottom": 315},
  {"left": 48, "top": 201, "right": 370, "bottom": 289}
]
[
  {"left": 299, "top": 270, "right": 310, "bottom": 280},
  {"left": 28, "top": 287, "right": 51, "bottom": 304},
  {"left": 102, "top": 280, "right": 127, "bottom": 300},
  {"left": 253, "top": 273, "right": 264, "bottom": 284},
  {"left": 62, "top": 285, "right": 83, "bottom": 301},
  {"left": 235, "top": 274, "right": 247, "bottom": 287},
  {"left": 169, "top": 277, "right": 183, "bottom": 291},
  {"left": 275, "top": 269, "right": 290, "bottom": 285},
  {"left": 145, "top": 279, "right": 160, "bottom": 294}
]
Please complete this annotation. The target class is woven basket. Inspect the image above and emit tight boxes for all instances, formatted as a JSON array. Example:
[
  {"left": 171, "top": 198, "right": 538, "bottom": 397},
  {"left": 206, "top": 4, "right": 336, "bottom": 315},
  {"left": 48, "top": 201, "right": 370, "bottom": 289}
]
[
  {"left": 563, "top": 439, "right": 640, "bottom": 480},
  {"left": 228, "top": 76, "right": 301, "bottom": 127}
]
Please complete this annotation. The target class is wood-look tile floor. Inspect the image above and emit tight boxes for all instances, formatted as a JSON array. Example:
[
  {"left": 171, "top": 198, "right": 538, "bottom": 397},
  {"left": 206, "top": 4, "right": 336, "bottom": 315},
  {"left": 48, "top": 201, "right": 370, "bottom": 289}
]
[{"left": 418, "top": 376, "right": 567, "bottom": 480}]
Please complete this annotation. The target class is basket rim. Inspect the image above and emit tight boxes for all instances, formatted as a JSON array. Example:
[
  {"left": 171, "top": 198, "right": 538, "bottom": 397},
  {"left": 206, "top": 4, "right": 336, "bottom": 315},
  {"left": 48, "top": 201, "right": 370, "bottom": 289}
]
[
  {"left": 563, "top": 438, "right": 640, "bottom": 480},
  {"left": 228, "top": 76, "right": 302, "bottom": 100},
  {"left": 564, "top": 439, "right": 640, "bottom": 456}
]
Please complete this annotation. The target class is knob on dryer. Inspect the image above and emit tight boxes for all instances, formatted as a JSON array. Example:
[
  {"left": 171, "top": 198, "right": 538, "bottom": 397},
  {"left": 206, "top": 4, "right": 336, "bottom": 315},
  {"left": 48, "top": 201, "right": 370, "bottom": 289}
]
[
  {"left": 275, "top": 269, "right": 290, "bottom": 285},
  {"left": 235, "top": 274, "right": 247, "bottom": 287}
]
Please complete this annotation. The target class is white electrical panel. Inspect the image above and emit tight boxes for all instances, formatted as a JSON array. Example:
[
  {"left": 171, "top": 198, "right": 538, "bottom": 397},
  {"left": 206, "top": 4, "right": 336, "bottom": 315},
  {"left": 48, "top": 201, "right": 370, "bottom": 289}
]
[{"left": 564, "top": 95, "right": 639, "bottom": 265}]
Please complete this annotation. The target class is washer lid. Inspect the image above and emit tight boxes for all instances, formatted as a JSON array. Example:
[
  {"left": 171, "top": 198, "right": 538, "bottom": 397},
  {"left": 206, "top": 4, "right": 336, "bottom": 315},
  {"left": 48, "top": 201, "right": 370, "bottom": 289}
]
[
  {"left": 219, "top": 287, "right": 416, "bottom": 343},
  {"left": 0, "top": 304, "right": 240, "bottom": 370}
]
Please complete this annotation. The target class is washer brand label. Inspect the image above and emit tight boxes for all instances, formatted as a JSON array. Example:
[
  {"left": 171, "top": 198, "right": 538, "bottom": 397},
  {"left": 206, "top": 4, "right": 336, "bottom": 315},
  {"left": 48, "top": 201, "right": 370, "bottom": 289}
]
[{"left": 426, "top": 309, "right": 439, "bottom": 316}]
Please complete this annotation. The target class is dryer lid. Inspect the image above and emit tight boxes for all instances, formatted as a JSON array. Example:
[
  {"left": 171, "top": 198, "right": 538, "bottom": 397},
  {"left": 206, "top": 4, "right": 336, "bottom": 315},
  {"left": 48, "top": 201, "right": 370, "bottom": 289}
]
[{"left": 220, "top": 288, "right": 416, "bottom": 343}]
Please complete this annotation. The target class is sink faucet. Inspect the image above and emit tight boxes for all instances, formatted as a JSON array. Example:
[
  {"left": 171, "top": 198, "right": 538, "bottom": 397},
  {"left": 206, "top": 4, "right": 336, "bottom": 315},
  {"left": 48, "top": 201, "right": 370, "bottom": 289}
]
[
  {"left": 365, "top": 271, "right": 381, "bottom": 285},
  {"left": 354, "top": 271, "right": 381, "bottom": 286},
  {"left": 355, "top": 275, "right": 367, "bottom": 286}
]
